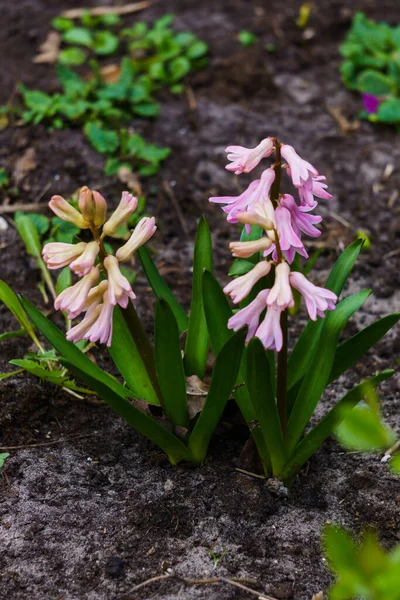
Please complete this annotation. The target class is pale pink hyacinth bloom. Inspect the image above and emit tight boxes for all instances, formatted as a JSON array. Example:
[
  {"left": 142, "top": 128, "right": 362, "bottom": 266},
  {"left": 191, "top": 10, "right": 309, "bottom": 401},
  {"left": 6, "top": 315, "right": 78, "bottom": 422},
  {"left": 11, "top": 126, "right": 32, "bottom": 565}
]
[
  {"left": 209, "top": 167, "right": 275, "bottom": 227},
  {"left": 83, "top": 291, "right": 114, "bottom": 347},
  {"left": 280, "top": 194, "right": 322, "bottom": 238},
  {"left": 70, "top": 241, "right": 100, "bottom": 277},
  {"left": 55, "top": 267, "right": 100, "bottom": 318},
  {"left": 224, "top": 261, "right": 271, "bottom": 304},
  {"left": 290, "top": 271, "right": 337, "bottom": 321},
  {"left": 274, "top": 205, "right": 308, "bottom": 262},
  {"left": 49, "top": 195, "right": 91, "bottom": 229},
  {"left": 298, "top": 175, "right": 332, "bottom": 207},
  {"left": 116, "top": 217, "right": 157, "bottom": 263},
  {"left": 255, "top": 302, "right": 284, "bottom": 351},
  {"left": 236, "top": 199, "right": 275, "bottom": 231},
  {"left": 78, "top": 187, "right": 95, "bottom": 223},
  {"left": 102, "top": 192, "right": 138, "bottom": 237},
  {"left": 281, "top": 145, "right": 318, "bottom": 188},
  {"left": 267, "top": 262, "right": 294, "bottom": 309},
  {"left": 225, "top": 137, "right": 274, "bottom": 174},
  {"left": 230, "top": 237, "right": 272, "bottom": 258},
  {"left": 42, "top": 241, "right": 86, "bottom": 270},
  {"left": 66, "top": 304, "right": 102, "bottom": 345},
  {"left": 92, "top": 191, "right": 108, "bottom": 227},
  {"left": 104, "top": 255, "right": 136, "bottom": 307},
  {"left": 228, "top": 289, "right": 269, "bottom": 343},
  {"left": 80, "top": 280, "right": 109, "bottom": 314}
]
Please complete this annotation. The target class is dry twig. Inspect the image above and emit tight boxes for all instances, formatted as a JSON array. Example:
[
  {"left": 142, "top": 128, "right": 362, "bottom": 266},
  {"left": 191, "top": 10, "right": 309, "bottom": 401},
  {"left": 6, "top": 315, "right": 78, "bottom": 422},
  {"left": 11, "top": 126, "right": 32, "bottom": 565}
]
[
  {"left": 61, "top": 1, "right": 154, "bottom": 19},
  {"left": 0, "top": 202, "right": 49, "bottom": 214},
  {"left": 0, "top": 432, "right": 100, "bottom": 451}
]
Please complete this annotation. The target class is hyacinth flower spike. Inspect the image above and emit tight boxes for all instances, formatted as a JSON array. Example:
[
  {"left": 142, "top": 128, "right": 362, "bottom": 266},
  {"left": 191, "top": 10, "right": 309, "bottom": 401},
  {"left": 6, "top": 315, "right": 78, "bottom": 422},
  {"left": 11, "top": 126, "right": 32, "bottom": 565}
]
[{"left": 225, "top": 137, "right": 274, "bottom": 174}]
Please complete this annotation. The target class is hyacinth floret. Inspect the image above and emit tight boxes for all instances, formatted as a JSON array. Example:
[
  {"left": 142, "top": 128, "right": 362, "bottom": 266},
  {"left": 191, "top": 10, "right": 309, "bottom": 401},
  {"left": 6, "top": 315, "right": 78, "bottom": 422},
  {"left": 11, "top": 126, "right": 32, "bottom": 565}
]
[
  {"left": 42, "top": 188, "right": 157, "bottom": 347},
  {"left": 210, "top": 137, "right": 337, "bottom": 351}
]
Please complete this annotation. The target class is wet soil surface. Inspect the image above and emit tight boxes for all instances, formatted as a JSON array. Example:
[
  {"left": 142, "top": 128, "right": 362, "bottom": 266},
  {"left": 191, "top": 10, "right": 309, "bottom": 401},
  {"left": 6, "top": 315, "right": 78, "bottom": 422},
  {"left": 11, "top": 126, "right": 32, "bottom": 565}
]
[{"left": 1, "top": 1, "right": 400, "bottom": 599}]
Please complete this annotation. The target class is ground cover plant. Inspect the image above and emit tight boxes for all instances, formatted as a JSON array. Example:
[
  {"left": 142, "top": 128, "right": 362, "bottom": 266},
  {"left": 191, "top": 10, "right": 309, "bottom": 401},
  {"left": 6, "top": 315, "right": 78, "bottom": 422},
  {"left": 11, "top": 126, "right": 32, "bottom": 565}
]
[{"left": 340, "top": 12, "right": 400, "bottom": 125}]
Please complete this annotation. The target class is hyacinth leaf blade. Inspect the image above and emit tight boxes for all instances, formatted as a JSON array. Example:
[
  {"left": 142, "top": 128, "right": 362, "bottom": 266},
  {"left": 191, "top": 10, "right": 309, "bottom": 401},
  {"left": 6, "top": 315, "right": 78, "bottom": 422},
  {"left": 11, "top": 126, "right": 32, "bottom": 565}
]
[
  {"left": 56, "top": 267, "right": 72, "bottom": 295},
  {"left": 287, "top": 288, "right": 372, "bottom": 453},
  {"left": 0, "top": 280, "right": 42, "bottom": 350},
  {"left": 202, "top": 270, "right": 271, "bottom": 467},
  {"left": 246, "top": 338, "right": 287, "bottom": 475},
  {"left": 281, "top": 369, "right": 394, "bottom": 481},
  {"left": 328, "top": 312, "right": 400, "bottom": 384},
  {"left": 9, "top": 358, "right": 95, "bottom": 395},
  {"left": 188, "top": 328, "right": 246, "bottom": 463},
  {"left": 21, "top": 297, "right": 134, "bottom": 401},
  {"left": 137, "top": 246, "right": 189, "bottom": 334},
  {"left": 154, "top": 298, "right": 189, "bottom": 429},
  {"left": 184, "top": 216, "right": 213, "bottom": 379},
  {"left": 61, "top": 360, "right": 193, "bottom": 465},
  {"left": 287, "top": 239, "right": 364, "bottom": 390},
  {"left": 109, "top": 304, "right": 161, "bottom": 406}
]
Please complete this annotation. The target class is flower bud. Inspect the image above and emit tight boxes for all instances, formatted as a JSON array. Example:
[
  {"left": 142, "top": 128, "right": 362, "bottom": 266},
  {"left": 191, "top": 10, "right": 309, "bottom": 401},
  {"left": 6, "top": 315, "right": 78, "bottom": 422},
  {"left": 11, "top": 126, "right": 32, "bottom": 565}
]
[
  {"left": 49, "top": 195, "right": 91, "bottom": 229},
  {"left": 78, "top": 186, "right": 94, "bottom": 223},
  {"left": 229, "top": 237, "right": 272, "bottom": 258},
  {"left": 92, "top": 191, "right": 108, "bottom": 227},
  {"left": 102, "top": 192, "right": 138, "bottom": 238},
  {"left": 116, "top": 217, "right": 157, "bottom": 263}
]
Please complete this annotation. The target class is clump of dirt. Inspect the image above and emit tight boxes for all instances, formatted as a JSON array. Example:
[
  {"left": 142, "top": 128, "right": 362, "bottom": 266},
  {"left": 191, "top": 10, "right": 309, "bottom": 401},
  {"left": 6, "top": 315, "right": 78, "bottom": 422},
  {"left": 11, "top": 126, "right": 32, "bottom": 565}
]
[{"left": 1, "top": 1, "right": 399, "bottom": 599}]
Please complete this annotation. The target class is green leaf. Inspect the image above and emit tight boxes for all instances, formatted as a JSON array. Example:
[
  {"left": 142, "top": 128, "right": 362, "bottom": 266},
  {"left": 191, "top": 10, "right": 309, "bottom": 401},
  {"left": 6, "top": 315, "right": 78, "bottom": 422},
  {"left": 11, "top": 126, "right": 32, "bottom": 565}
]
[
  {"left": 137, "top": 246, "right": 188, "bottom": 334},
  {"left": 188, "top": 329, "right": 246, "bottom": 463},
  {"left": 58, "top": 47, "right": 87, "bottom": 66},
  {"left": 9, "top": 359, "right": 68, "bottom": 386},
  {"left": 184, "top": 217, "right": 213, "bottom": 379},
  {"left": 99, "top": 13, "right": 121, "bottom": 26},
  {"left": 357, "top": 70, "right": 395, "bottom": 95},
  {"left": 228, "top": 259, "right": 255, "bottom": 277},
  {"left": 329, "top": 313, "right": 400, "bottom": 383},
  {"left": 0, "top": 369, "right": 24, "bottom": 381},
  {"left": 288, "top": 240, "right": 364, "bottom": 391},
  {"left": 63, "top": 27, "right": 93, "bottom": 47},
  {"left": 375, "top": 97, "right": 400, "bottom": 124},
  {"left": 92, "top": 31, "right": 119, "bottom": 55},
  {"left": 238, "top": 30, "right": 258, "bottom": 46},
  {"left": 324, "top": 524, "right": 360, "bottom": 574},
  {"left": 155, "top": 299, "right": 189, "bottom": 429},
  {"left": 56, "top": 267, "right": 72, "bottom": 296},
  {"left": 84, "top": 122, "right": 120, "bottom": 154},
  {"left": 186, "top": 41, "right": 208, "bottom": 59},
  {"left": 169, "top": 56, "right": 191, "bottom": 81},
  {"left": 0, "top": 329, "right": 27, "bottom": 342},
  {"left": 0, "top": 280, "right": 42, "bottom": 349},
  {"left": 25, "top": 213, "right": 50, "bottom": 236},
  {"left": 108, "top": 304, "right": 161, "bottom": 405},
  {"left": 52, "top": 17, "right": 74, "bottom": 31},
  {"left": 62, "top": 360, "right": 192, "bottom": 465},
  {"left": 51, "top": 218, "right": 81, "bottom": 243},
  {"left": 246, "top": 338, "right": 287, "bottom": 475},
  {"left": 14, "top": 213, "right": 42, "bottom": 257},
  {"left": 281, "top": 370, "right": 394, "bottom": 480},
  {"left": 287, "top": 289, "right": 372, "bottom": 452},
  {"left": 335, "top": 402, "right": 396, "bottom": 451},
  {"left": 0, "top": 453, "right": 10, "bottom": 468},
  {"left": 133, "top": 102, "right": 160, "bottom": 117}
]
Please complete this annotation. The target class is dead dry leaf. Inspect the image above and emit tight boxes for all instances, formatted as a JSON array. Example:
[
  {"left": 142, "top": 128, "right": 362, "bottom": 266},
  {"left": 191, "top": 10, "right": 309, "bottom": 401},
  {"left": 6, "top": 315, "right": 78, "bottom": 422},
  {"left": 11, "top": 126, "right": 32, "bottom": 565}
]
[
  {"left": 61, "top": 1, "right": 153, "bottom": 19},
  {"left": 100, "top": 64, "right": 121, "bottom": 84},
  {"left": 326, "top": 105, "right": 360, "bottom": 135},
  {"left": 118, "top": 166, "right": 142, "bottom": 196},
  {"left": 13, "top": 148, "right": 36, "bottom": 185},
  {"left": 186, "top": 375, "right": 209, "bottom": 396},
  {"left": 33, "top": 31, "right": 61, "bottom": 64},
  {"left": 312, "top": 593, "right": 324, "bottom": 600}
]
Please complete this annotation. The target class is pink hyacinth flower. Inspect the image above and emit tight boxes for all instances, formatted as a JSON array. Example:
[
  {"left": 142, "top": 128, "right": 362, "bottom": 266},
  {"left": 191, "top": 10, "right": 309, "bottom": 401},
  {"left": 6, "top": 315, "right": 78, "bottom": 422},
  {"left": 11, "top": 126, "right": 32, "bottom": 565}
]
[
  {"left": 267, "top": 262, "right": 294, "bottom": 309},
  {"left": 80, "top": 280, "right": 109, "bottom": 314},
  {"left": 280, "top": 195, "right": 321, "bottom": 238},
  {"left": 49, "top": 195, "right": 91, "bottom": 229},
  {"left": 55, "top": 267, "right": 100, "bottom": 318},
  {"left": 70, "top": 241, "right": 100, "bottom": 277},
  {"left": 102, "top": 192, "right": 138, "bottom": 237},
  {"left": 274, "top": 205, "right": 308, "bottom": 263},
  {"left": 227, "top": 289, "right": 269, "bottom": 343},
  {"left": 281, "top": 145, "right": 318, "bottom": 188},
  {"left": 42, "top": 241, "right": 86, "bottom": 270},
  {"left": 92, "top": 191, "right": 108, "bottom": 227},
  {"left": 229, "top": 237, "right": 273, "bottom": 258},
  {"left": 83, "top": 291, "right": 114, "bottom": 346},
  {"left": 298, "top": 175, "right": 332, "bottom": 207},
  {"left": 289, "top": 271, "right": 337, "bottom": 321},
  {"left": 66, "top": 304, "right": 103, "bottom": 345},
  {"left": 103, "top": 255, "right": 136, "bottom": 308},
  {"left": 224, "top": 261, "right": 271, "bottom": 304},
  {"left": 255, "top": 302, "right": 283, "bottom": 351},
  {"left": 116, "top": 217, "right": 157, "bottom": 263},
  {"left": 225, "top": 138, "right": 274, "bottom": 175},
  {"left": 209, "top": 167, "right": 275, "bottom": 227}
]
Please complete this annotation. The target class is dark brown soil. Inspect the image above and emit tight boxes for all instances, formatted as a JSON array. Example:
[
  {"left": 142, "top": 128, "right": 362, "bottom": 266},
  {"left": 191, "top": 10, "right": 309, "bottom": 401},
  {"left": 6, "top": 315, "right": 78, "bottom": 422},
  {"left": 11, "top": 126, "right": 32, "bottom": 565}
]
[{"left": 1, "top": 1, "right": 400, "bottom": 599}]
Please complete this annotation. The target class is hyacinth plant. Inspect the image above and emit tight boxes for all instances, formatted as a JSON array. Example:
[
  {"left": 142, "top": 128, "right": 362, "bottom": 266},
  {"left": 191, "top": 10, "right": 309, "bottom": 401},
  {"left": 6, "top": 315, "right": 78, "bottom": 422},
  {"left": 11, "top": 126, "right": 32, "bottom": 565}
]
[{"left": 2, "top": 133, "right": 398, "bottom": 482}]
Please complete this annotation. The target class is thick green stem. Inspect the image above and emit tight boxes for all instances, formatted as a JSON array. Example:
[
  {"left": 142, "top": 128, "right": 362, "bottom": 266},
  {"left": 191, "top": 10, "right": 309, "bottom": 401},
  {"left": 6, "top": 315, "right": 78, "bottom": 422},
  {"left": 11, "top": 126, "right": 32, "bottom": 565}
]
[
  {"left": 122, "top": 301, "right": 164, "bottom": 407},
  {"left": 277, "top": 309, "right": 288, "bottom": 438}
]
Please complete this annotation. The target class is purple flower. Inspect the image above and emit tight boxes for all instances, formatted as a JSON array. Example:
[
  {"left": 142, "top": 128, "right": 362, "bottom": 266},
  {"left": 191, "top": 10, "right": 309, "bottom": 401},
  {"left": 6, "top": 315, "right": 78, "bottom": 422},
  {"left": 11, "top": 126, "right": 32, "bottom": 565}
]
[
  {"left": 281, "top": 145, "right": 318, "bottom": 188},
  {"left": 280, "top": 194, "right": 322, "bottom": 238},
  {"left": 255, "top": 302, "right": 284, "bottom": 351},
  {"left": 361, "top": 93, "right": 380, "bottom": 115},
  {"left": 274, "top": 205, "right": 308, "bottom": 262},
  {"left": 267, "top": 262, "right": 294, "bottom": 309},
  {"left": 228, "top": 289, "right": 269, "bottom": 343},
  {"left": 289, "top": 271, "right": 337, "bottom": 320},
  {"left": 298, "top": 175, "right": 332, "bottom": 207},
  {"left": 224, "top": 261, "right": 271, "bottom": 304}
]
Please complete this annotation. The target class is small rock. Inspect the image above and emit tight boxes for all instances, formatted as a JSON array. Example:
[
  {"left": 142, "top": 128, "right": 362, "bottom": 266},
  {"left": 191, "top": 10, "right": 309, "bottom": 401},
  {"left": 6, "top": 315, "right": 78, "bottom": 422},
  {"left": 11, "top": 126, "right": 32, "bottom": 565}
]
[
  {"left": 349, "top": 469, "right": 374, "bottom": 490},
  {"left": 105, "top": 556, "right": 124, "bottom": 578},
  {"left": 267, "top": 582, "right": 293, "bottom": 599}
]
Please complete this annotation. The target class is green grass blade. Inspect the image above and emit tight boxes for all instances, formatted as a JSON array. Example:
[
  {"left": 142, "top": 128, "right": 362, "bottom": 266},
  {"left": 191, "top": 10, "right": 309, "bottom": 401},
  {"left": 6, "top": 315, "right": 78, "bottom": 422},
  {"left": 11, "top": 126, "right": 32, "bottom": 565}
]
[
  {"left": 0, "top": 280, "right": 43, "bottom": 349},
  {"left": 202, "top": 270, "right": 271, "bottom": 471},
  {"left": 137, "top": 246, "right": 188, "bottom": 334},
  {"left": 246, "top": 338, "right": 287, "bottom": 475},
  {"left": 21, "top": 297, "right": 133, "bottom": 401},
  {"left": 62, "top": 360, "right": 192, "bottom": 465},
  {"left": 329, "top": 313, "right": 400, "bottom": 383},
  {"left": 188, "top": 329, "right": 246, "bottom": 463},
  {"left": 287, "top": 239, "right": 364, "bottom": 390},
  {"left": 109, "top": 304, "right": 161, "bottom": 405},
  {"left": 287, "top": 289, "right": 371, "bottom": 452},
  {"left": 155, "top": 299, "right": 189, "bottom": 429},
  {"left": 282, "top": 370, "right": 394, "bottom": 481},
  {"left": 184, "top": 217, "right": 213, "bottom": 378}
]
